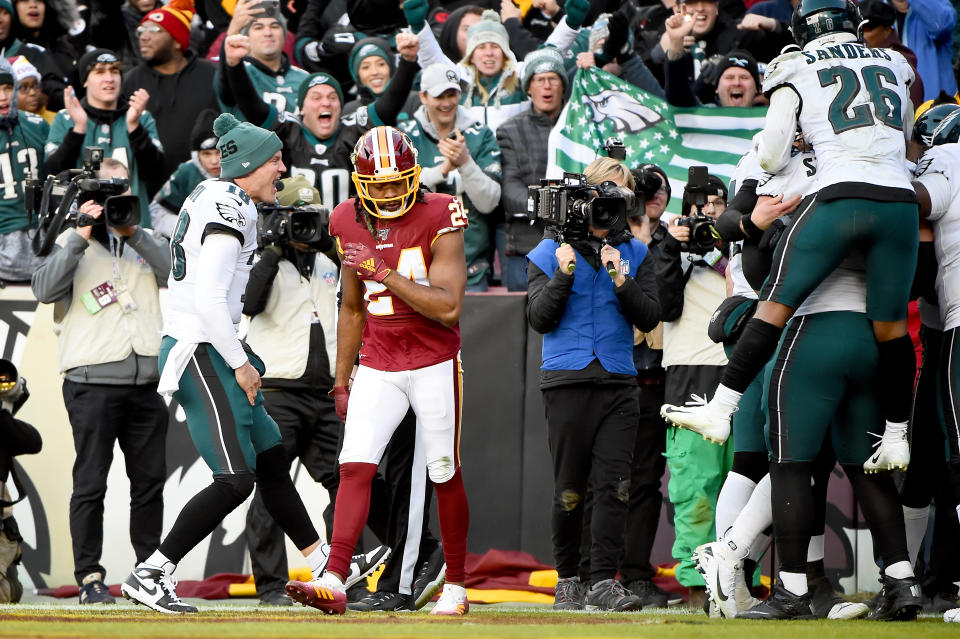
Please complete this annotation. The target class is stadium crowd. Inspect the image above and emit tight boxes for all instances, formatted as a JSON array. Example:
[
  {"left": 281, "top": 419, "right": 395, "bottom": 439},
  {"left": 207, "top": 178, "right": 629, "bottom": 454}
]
[{"left": 0, "top": 0, "right": 958, "bottom": 624}]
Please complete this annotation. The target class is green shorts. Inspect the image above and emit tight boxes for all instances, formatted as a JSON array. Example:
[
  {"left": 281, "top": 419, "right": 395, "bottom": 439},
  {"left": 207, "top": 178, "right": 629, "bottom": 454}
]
[
  {"left": 761, "top": 198, "right": 918, "bottom": 322},
  {"left": 762, "top": 312, "right": 879, "bottom": 465},
  {"left": 159, "top": 336, "right": 281, "bottom": 475}
]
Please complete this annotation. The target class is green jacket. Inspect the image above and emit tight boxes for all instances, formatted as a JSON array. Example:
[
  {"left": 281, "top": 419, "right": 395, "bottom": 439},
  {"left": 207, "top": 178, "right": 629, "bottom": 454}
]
[{"left": 0, "top": 111, "right": 49, "bottom": 234}]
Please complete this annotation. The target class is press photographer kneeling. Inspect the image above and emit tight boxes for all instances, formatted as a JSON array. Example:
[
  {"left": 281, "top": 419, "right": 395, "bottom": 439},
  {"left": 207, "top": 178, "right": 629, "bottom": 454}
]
[
  {"left": 526, "top": 157, "right": 660, "bottom": 612},
  {"left": 30, "top": 150, "right": 170, "bottom": 604}
]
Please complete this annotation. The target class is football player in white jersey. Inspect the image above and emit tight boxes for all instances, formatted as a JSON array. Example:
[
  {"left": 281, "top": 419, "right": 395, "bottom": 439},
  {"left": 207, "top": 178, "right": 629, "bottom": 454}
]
[
  {"left": 121, "top": 114, "right": 332, "bottom": 614},
  {"left": 912, "top": 109, "right": 960, "bottom": 625},
  {"left": 663, "top": 0, "right": 919, "bottom": 486}
]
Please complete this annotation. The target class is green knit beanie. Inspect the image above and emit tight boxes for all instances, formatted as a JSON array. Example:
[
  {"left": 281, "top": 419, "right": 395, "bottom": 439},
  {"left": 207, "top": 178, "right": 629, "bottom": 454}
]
[
  {"left": 298, "top": 72, "right": 344, "bottom": 109},
  {"left": 213, "top": 113, "right": 282, "bottom": 179},
  {"left": 348, "top": 37, "right": 394, "bottom": 85}
]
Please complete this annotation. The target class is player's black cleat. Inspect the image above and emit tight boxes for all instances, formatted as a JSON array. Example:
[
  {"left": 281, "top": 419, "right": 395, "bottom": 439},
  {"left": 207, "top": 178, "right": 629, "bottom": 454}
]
[
  {"left": 412, "top": 545, "right": 446, "bottom": 610},
  {"left": 867, "top": 575, "right": 922, "bottom": 621},
  {"left": 121, "top": 566, "right": 198, "bottom": 614},
  {"left": 736, "top": 584, "right": 814, "bottom": 619},
  {"left": 348, "top": 590, "right": 416, "bottom": 611}
]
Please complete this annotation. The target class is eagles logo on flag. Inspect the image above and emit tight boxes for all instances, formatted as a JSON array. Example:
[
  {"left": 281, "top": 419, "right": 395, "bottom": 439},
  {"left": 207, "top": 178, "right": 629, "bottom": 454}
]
[{"left": 547, "top": 68, "right": 767, "bottom": 214}]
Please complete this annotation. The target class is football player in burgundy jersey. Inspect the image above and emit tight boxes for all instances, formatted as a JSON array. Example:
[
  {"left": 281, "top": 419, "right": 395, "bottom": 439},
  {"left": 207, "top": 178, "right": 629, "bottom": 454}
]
[{"left": 285, "top": 126, "right": 472, "bottom": 616}]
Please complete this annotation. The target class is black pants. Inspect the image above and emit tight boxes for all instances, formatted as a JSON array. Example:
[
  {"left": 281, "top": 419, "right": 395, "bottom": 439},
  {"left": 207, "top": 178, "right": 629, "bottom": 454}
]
[
  {"left": 621, "top": 379, "right": 667, "bottom": 582},
  {"left": 62, "top": 380, "right": 168, "bottom": 585},
  {"left": 245, "top": 389, "right": 342, "bottom": 595},
  {"left": 545, "top": 383, "right": 639, "bottom": 582}
]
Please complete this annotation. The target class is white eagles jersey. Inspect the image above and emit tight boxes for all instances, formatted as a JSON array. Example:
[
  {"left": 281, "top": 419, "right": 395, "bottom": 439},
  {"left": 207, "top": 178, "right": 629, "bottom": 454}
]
[
  {"left": 915, "top": 144, "right": 960, "bottom": 330},
  {"left": 162, "top": 178, "right": 259, "bottom": 341},
  {"left": 756, "top": 148, "right": 818, "bottom": 199},
  {"left": 763, "top": 33, "right": 914, "bottom": 192}
]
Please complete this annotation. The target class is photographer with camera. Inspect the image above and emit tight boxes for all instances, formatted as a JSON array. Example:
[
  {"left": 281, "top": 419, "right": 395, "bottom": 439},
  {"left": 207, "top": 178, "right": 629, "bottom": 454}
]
[
  {"left": 526, "top": 158, "right": 660, "bottom": 612},
  {"left": 655, "top": 167, "right": 731, "bottom": 606},
  {"left": 0, "top": 57, "right": 48, "bottom": 283},
  {"left": 30, "top": 157, "right": 170, "bottom": 605},
  {"left": 44, "top": 49, "right": 165, "bottom": 227},
  {"left": 0, "top": 359, "right": 41, "bottom": 604}
]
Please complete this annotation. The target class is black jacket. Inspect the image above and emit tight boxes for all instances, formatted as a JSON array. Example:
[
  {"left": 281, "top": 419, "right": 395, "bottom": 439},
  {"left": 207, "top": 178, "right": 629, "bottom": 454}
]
[{"left": 122, "top": 53, "right": 219, "bottom": 179}]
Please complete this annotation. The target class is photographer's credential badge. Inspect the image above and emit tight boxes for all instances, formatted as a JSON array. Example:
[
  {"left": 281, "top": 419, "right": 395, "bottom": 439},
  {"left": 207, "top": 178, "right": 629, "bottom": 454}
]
[{"left": 81, "top": 281, "right": 117, "bottom": 314}]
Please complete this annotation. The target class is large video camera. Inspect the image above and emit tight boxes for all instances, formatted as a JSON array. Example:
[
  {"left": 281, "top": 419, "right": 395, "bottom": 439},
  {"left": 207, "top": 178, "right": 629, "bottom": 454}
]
[
  {"left": 676, "top": 165, "right": 719, "bottom": 254},
  {"left": 0, "top": 360, "right": 28, "bottom": 416},
  {"left": 27, "top": 147, "right": 141, "bottom": 257},
  {"left": 527, "top": 172, "right": 636, "bottom": 241},
  {"left": 257, "top": 202, "right": 329, "bottom": 250}
]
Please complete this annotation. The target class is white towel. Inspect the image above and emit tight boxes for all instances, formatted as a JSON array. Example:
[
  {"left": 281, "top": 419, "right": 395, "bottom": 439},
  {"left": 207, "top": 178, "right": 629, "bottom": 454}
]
[{"left": 157, "top": 341, "right": 198, "bottom": 396}]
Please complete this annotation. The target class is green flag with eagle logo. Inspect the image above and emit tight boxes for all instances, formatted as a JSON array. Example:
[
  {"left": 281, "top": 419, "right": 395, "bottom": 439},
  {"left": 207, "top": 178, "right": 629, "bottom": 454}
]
[{"left": 547, "top": 67, "right": 768, "bottom": 214}]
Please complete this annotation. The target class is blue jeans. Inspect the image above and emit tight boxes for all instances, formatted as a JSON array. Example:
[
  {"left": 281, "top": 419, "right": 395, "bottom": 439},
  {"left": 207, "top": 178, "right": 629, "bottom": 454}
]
[{"left": 505, "top": 255, "right": 529, "bottom": 292}]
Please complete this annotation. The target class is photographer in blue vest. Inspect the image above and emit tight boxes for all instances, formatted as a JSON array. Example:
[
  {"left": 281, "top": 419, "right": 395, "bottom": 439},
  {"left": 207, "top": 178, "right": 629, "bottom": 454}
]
[{"left": 526, "top": 157, "right": 660, "bottom": 613}]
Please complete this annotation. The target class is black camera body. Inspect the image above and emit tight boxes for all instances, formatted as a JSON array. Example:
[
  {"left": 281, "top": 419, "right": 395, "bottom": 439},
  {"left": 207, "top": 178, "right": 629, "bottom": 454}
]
[
  {"left": 28, "top": 147, "right": 141, "bottom": 257},
  {"left": 677, "top": 165, "right": 719, "bottom": 254},
  {"left": 527, "top": 172, "right": 635, "bottom": 240},
  {"left": 257, "top": 203, "right": 329, "bottom": 250},
  {"left": 602, "top": 137, "right": 626, "bottom": 161},
  {"left": 254, "top": 0, "right": 280, "bottom": 18}
]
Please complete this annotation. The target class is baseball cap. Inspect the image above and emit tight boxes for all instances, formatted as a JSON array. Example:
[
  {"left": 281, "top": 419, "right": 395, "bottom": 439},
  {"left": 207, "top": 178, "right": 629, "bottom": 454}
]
[
  {"left": 420, "top": 63, "right": 461, "bottom": 97},
  {"left": 859, "top": 0, "right": 896, "bottom": 29}
]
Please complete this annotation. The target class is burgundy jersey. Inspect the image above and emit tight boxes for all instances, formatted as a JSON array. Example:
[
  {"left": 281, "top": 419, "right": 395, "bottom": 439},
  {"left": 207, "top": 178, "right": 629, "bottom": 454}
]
[{"left": 330, "top": 192, "right": 468, "bottom": 371}]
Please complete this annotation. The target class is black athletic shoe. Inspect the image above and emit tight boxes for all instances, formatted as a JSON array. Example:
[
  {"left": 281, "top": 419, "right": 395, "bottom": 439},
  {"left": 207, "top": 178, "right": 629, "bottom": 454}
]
[
  {"left": 809, "top": 576, "right": 868, "bottom": 619},
  {"left": 258, "top": 589, "right": 293, "bottom": 606},
  {"left": 735, "top": 584, "right": 814, "bottom": 619},
  {"left": 584, "top": 579, "right": 642, "bottom": 612},
  {"left": 345, "top": 545, "right": 392, "bottom": 589},
  {"left": 554, "top": 576, "right": 586, "bottom": 611},
  {"left": 412, "top": 545, "right": 446, "bottom": 610},
  {"left": 348, "top": 590, "right": 416, "bottom": 612},
  {"left": 79, "top": 572, "right": 116, "bottom": 604},
  {"left": 624, "top": 579, "right": 678, "bottom": 608},
  {"left": 121, "top": 566, "right": 198, "bottom": 614},
  {"left": 867, "top": 575, "right": 922, "bottom": 621}
]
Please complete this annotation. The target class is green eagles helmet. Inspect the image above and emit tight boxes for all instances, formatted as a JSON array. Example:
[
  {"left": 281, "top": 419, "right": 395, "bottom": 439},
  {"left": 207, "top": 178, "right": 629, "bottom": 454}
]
[
  {"left": 914, "top": 104, "right": 960, "bottom": 147},
  {"left": 790, "top": 0, "right": 861, "bottom": 49},
  {"left": 931, "top": 108, "right": 960, "bottom": 146}
]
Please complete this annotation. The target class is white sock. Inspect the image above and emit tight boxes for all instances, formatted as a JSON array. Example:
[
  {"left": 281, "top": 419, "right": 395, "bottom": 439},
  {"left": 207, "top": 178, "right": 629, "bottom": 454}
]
[
  {"left": 716, "top": 472, "right": 757, "bottom": 543},
  {"left": 724, "top": 474, "right": 772, "bottom": 561},
  {"left": 142, "top": 550, "right": 172, "bottom": 571},
  {"left": 779, "top": 571, "right": 807, "bottom": 596},
  {"left": 807, "top": 534, "right": 824, "bottom": 562},
  {"left": 903, "top": 505, "right": 930, "bottom": 568},
  {"left": 710, "top": 384, "right": 743, "bottom": 416},
  {"left": 307, "top": 543, "right": 331, "bottom": 579},
  {"left": 956, "top": 504, "right": 960, "bottom": 527},
  {"left": 885, "top": 560, "right": 913, "bottom": 580},
  {"left": 323, "top": 571, "right": 345, "bottom": 588}
]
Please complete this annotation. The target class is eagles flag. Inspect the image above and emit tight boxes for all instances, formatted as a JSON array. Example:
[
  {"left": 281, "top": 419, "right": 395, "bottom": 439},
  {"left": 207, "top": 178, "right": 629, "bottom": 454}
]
[{"left": 546, "top": 67, "right": 768, "bottom": 215}]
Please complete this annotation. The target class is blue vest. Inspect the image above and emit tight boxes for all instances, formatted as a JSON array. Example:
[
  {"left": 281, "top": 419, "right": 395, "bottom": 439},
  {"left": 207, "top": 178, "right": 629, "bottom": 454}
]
[{"left": 528, "top": 238, "right": 648, "bottom": 375}]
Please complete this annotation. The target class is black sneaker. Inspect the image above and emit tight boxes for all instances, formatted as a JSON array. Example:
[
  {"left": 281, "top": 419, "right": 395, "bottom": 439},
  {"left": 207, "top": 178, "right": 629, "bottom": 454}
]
[
  {"left": 345, "top": 545, "right": 391, "bottom": 589},
  {"left": 624, "top": 579, "right": 670, "bottom": 608},
  {"left": 584, "top": 578, "right": 642, "bottom": 612},
  {"left": 258, "top": 589, "right": 293, "bottom": 606},
  {"left": 809, "top": 576, "right": 868, "bottom": 619},
  {"left": 121, "top": 565, "right": 198, "bottom": 614},
  {"left": 79, "top": 572, "right": 115, "bottom": 604},
  {"left": 924, "top": 590, "right": 960, "bottom": 613},
  {"left": 735, "top": 584, "right": 814, "bottom": 619},
  {"left": 348, "top": 590, "right": 416, "bottom": 612},
  {"left": 554, "top": 576, "right": 586, "bottom": 611},
  {"left": 867, "top": 575, "right": 922, "bottom": 621},
  {"left": 412, "top": 545, "right": 446, "bottom": 610}
]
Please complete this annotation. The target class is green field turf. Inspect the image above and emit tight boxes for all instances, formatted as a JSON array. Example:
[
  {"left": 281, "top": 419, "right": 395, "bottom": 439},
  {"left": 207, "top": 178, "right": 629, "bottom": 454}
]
[{"left": 0, "top": 602, "right": 956, "bottom": 639}]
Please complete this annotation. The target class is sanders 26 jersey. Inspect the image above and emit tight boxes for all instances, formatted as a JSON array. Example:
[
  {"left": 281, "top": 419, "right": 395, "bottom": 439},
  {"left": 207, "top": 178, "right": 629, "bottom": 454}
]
[
  {"left": 163, "top": 179, "right": 259, "bottom": 341},
  {"left": 763, "top": 34, "right": 914, "bottom": 193},
  {"left": 329, "top": 192, "right": 467, "bottom": 371}
]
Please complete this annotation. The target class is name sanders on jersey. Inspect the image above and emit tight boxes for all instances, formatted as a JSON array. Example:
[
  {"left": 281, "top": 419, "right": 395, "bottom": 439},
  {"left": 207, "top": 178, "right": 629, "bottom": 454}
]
[{"left": 800, "top": 43, "right": 893, "bottom": 64}]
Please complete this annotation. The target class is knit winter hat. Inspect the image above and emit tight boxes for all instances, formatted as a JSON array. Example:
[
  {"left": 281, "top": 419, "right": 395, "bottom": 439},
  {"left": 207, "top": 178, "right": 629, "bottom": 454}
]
[
  {"left": 715, "top": 50, "right": 760, "bottom": 94},
  {"left": 348, "top": 37, "right": 394, "bottom": 85},
  {"left": 0, "top": 0, "right": 11, "bottom": 16},
  {"left": 78, "top": 48, "right": 120, "bottom": 84},
  {"left": 0, "top": 58, "right": 18, "bottom": 123},
  {"left": 141, "top": 0, "right": 196, "bottom": 52},
  {"left": 297, "top": 72, "right": 344, "bottom": 109},
  {"left": 522, "top": 47, "right": 566, "bottom": 93},
  {"left": 462, "top": 10, "right": 509, "bottom": 64},
  {"left": 191, "top": 109, "right": 219, "bottom": 151},
  {"left": 9, "top": 56, "right": 40, "bottom": 85},
  {"left": 213, "top": 113, "right": 282, "bottom": 179}
]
